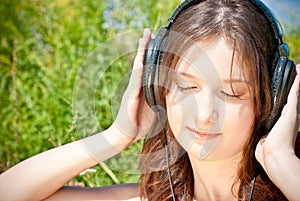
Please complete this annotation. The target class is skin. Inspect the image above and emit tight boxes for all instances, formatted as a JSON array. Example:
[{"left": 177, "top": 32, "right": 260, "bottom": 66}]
[
  {"left": 0, "top": 29, "right": 299, "bottom": 201},
  {"left": 166, "top": 38, "right": 254, "bottom": 160},
  {"left": 166, "top": 38, "right": 255, "bottom": 200},
  {"left": 255, "top": 63, "right": 300, "bottom": 200}
]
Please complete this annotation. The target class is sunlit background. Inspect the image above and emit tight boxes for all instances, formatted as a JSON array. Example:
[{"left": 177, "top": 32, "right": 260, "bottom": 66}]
[
  {"left": 0, "top": 0, "right": 299, "bottom": 187},
  {"left": 263, "top": 0, "right": 300, "bottom": 28}
]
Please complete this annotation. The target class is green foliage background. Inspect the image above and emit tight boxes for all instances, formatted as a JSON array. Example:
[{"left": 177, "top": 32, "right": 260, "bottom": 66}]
[{"left": 0, "top": 0, "right": 299, "bottom": 187}]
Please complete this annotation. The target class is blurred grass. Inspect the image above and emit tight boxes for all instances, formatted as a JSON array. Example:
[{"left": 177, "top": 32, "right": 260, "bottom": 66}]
[
  {"left": 0, "top": 0, "right": 299, "bottom": 187},
  {"left": 0, "top": 0, "right": 180, "bottom": 187}
]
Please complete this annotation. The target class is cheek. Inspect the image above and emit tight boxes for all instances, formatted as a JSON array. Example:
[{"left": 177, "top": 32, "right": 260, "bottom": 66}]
[
  {"left": 166, "top": 91, "right": 197, "bottom": 135},
  {"left": 225, "top": 101, "right": 255, "bottom": 141},
  {"left": 166, "top": 92, "right": 195, "bottom": 135},
  {"left": 166, "top": 95, "right": 196, "bottom": 151},
  {"left": 204, "top": 102, "right": 255, "bottom": 159},
  {"left": 166, "top": 94, "right": 182, "bottom": 136},
  {"left": 238, "top": 102, "right": 255, "bottom": 131}
]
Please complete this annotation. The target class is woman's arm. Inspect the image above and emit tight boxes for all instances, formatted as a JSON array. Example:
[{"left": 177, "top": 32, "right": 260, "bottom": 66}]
[
  {"left": 255, "top": 64, "right": 300, "bottom": 201},
  {"left": 0, "top": 29, "right": 153, "bottom": 201},
  {"left": 44, "top": 183, "right": 139, "bottom": 201},
  {"left": 0, "top": 126, "right": 132, "bottom": 201}
]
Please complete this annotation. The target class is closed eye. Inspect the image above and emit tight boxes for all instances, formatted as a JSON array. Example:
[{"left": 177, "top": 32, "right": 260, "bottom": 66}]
[
  {"left": 178, "top": 86, "right": 198, "bottom": 91},
  {"left": 220, "top": 90, "right": 242, "bottom": 98}
]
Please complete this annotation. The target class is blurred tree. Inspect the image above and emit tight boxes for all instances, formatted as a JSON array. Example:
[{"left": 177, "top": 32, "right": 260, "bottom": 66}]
[
  {"left": 0, "top": 0, "right": 298, "bottom": 189},
  {"left": 0, "top": 0, "right": 181, "bottom": 186},
  {"left": 0, "top": 0, "right": 43, "bottom": 170},
  {"left": 284, "top": 14, "right": 300, "bottom": 63}
]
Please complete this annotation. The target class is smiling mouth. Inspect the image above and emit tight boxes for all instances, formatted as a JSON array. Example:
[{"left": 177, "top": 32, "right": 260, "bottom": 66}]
[{"left": 185, "top": 126, "right": 221, "bottom": 140}]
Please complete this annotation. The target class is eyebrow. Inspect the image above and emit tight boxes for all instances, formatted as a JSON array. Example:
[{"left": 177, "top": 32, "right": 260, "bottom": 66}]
[
  {"left": 177, "top": 71, "right": 199, "bottom": 79},
  {"left": 222, "top": 79, "right": 252, "bottom": 85}
]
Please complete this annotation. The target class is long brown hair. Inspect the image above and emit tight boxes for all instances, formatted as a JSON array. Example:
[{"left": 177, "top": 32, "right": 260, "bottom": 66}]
[{"left": 139, "top": 0, "right": 287, "bottom": 200}]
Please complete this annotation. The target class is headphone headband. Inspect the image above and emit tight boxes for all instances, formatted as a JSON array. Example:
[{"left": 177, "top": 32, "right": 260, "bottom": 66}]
[
  {"left": 168, "top": 0, "right": 283, "bottom": 44},
  {"left": 143, "top": 0, "right": 296, "bottom": 132}
]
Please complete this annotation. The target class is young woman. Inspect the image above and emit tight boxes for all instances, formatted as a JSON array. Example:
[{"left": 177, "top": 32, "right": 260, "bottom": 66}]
[{"left": 0, "top": 0, "right": 299, "bottom": 200}]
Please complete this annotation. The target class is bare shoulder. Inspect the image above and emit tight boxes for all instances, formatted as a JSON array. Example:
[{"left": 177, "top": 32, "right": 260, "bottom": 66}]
[{"left": 44, "top": 183, "right": 140, "bottom": 200}]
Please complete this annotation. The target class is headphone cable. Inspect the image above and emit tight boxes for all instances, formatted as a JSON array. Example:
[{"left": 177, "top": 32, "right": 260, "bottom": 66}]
[
  {"left": 157, "top": 111, "right": 176, "bottom": 201},
  {"left": 248, "top": 176, "right": 256, "bottom": 201}
]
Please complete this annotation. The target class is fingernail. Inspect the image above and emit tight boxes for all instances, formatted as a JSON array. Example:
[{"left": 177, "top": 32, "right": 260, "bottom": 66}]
[
  {"left": 138, "top": 61, "right": 143, "bottom": 68},
  {"left": 138, "top": 38, "right": 142, "bottom": 47},
  {"left": 143, "top": 28, "right": 150, "bottom": 38}
]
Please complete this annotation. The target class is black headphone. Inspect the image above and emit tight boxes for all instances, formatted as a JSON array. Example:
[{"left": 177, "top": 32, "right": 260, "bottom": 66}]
[{"left": 142, "top": 0, "right": 296, "bottom": 132}]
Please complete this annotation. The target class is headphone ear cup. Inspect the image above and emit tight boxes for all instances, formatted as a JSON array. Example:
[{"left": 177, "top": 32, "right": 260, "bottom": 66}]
[
  {"left": 142, "top": 27, "right": 169, "bottom": 112},
  {"left": 265, "top": 58, "right": 296, "bottom": 130},
  {"left": 143, "top": 39, "right": 157, "bottom": 109}
]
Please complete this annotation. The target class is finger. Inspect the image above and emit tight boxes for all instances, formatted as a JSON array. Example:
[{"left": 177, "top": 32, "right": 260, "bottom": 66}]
[
  {"left": 255, "top": 134, "right": 268, "bottom": 169},
  {"left": 281, "top": 68, "right": 300, "bottom": 119},
  {"left": 124, "top": 61, "right": 144, "bottom": 98},
  {"left": 133, "top": 29, "right": 151, "bottom": 69},
  {"left": 131, "top": 29, "right": 151, "bottom": 85},
  {"left": 296, "top": 64, "right": 300, "bottom": 75},
  {"left": 296, "top": 64, "right": 300, "bottom": 118},
  {"left": 269, "top": 69, "right": 300, "bottom": 146},
  {"left": 126, "top": 29, "right": 152, "bottom": 93},
  {"left": 255, "top": 140, "right": 263, "bottom": 165}
]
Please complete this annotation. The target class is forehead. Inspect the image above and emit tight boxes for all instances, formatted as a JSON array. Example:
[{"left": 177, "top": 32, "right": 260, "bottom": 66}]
[{"left": 175, "top": 38, "right": 248, "bottom": 82}]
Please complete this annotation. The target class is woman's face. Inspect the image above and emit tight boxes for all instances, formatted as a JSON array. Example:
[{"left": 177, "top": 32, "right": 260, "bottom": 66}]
[{"left": 166, "top": 38, "right": 255, "bottom": 160}]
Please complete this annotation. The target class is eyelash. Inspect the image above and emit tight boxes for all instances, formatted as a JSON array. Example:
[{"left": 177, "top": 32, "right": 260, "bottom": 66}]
[
  {"left": 178, "top": 86, "right": 242, "bottom": 99},
  {"left": 177, "top": 86, "right": 198, "bottom": 91},
  {"left": 176, "top": 83, "right": 244, "bottom": 100},
  {"left": 220, "top": 90, "right": 242, "bottom": 98}
]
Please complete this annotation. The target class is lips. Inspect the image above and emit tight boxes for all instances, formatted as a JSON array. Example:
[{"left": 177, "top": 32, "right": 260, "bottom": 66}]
[{"left": 185, "top": 126, "right": 221, "bottom": 140}]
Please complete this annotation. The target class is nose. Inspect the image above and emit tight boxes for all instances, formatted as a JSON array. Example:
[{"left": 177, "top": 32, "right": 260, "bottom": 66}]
[{"left": 194, "top": 88, "right": 218, "bottom": 125}]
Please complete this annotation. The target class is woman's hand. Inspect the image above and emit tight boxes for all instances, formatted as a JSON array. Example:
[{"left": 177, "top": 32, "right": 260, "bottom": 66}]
[
  {"left": 0, "top": 30, "right": 155, "bottom": 201},
  {"left": 255, "top": 64, "right": 300, "bottom": 200},
  {"left": 108, "top": 29, "right": 156, "bottom": 147}
]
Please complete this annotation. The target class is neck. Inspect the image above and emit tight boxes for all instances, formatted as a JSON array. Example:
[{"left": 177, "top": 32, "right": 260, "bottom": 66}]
[{"left": 189, "top": 152, "right": 243, "bottom": 201}]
